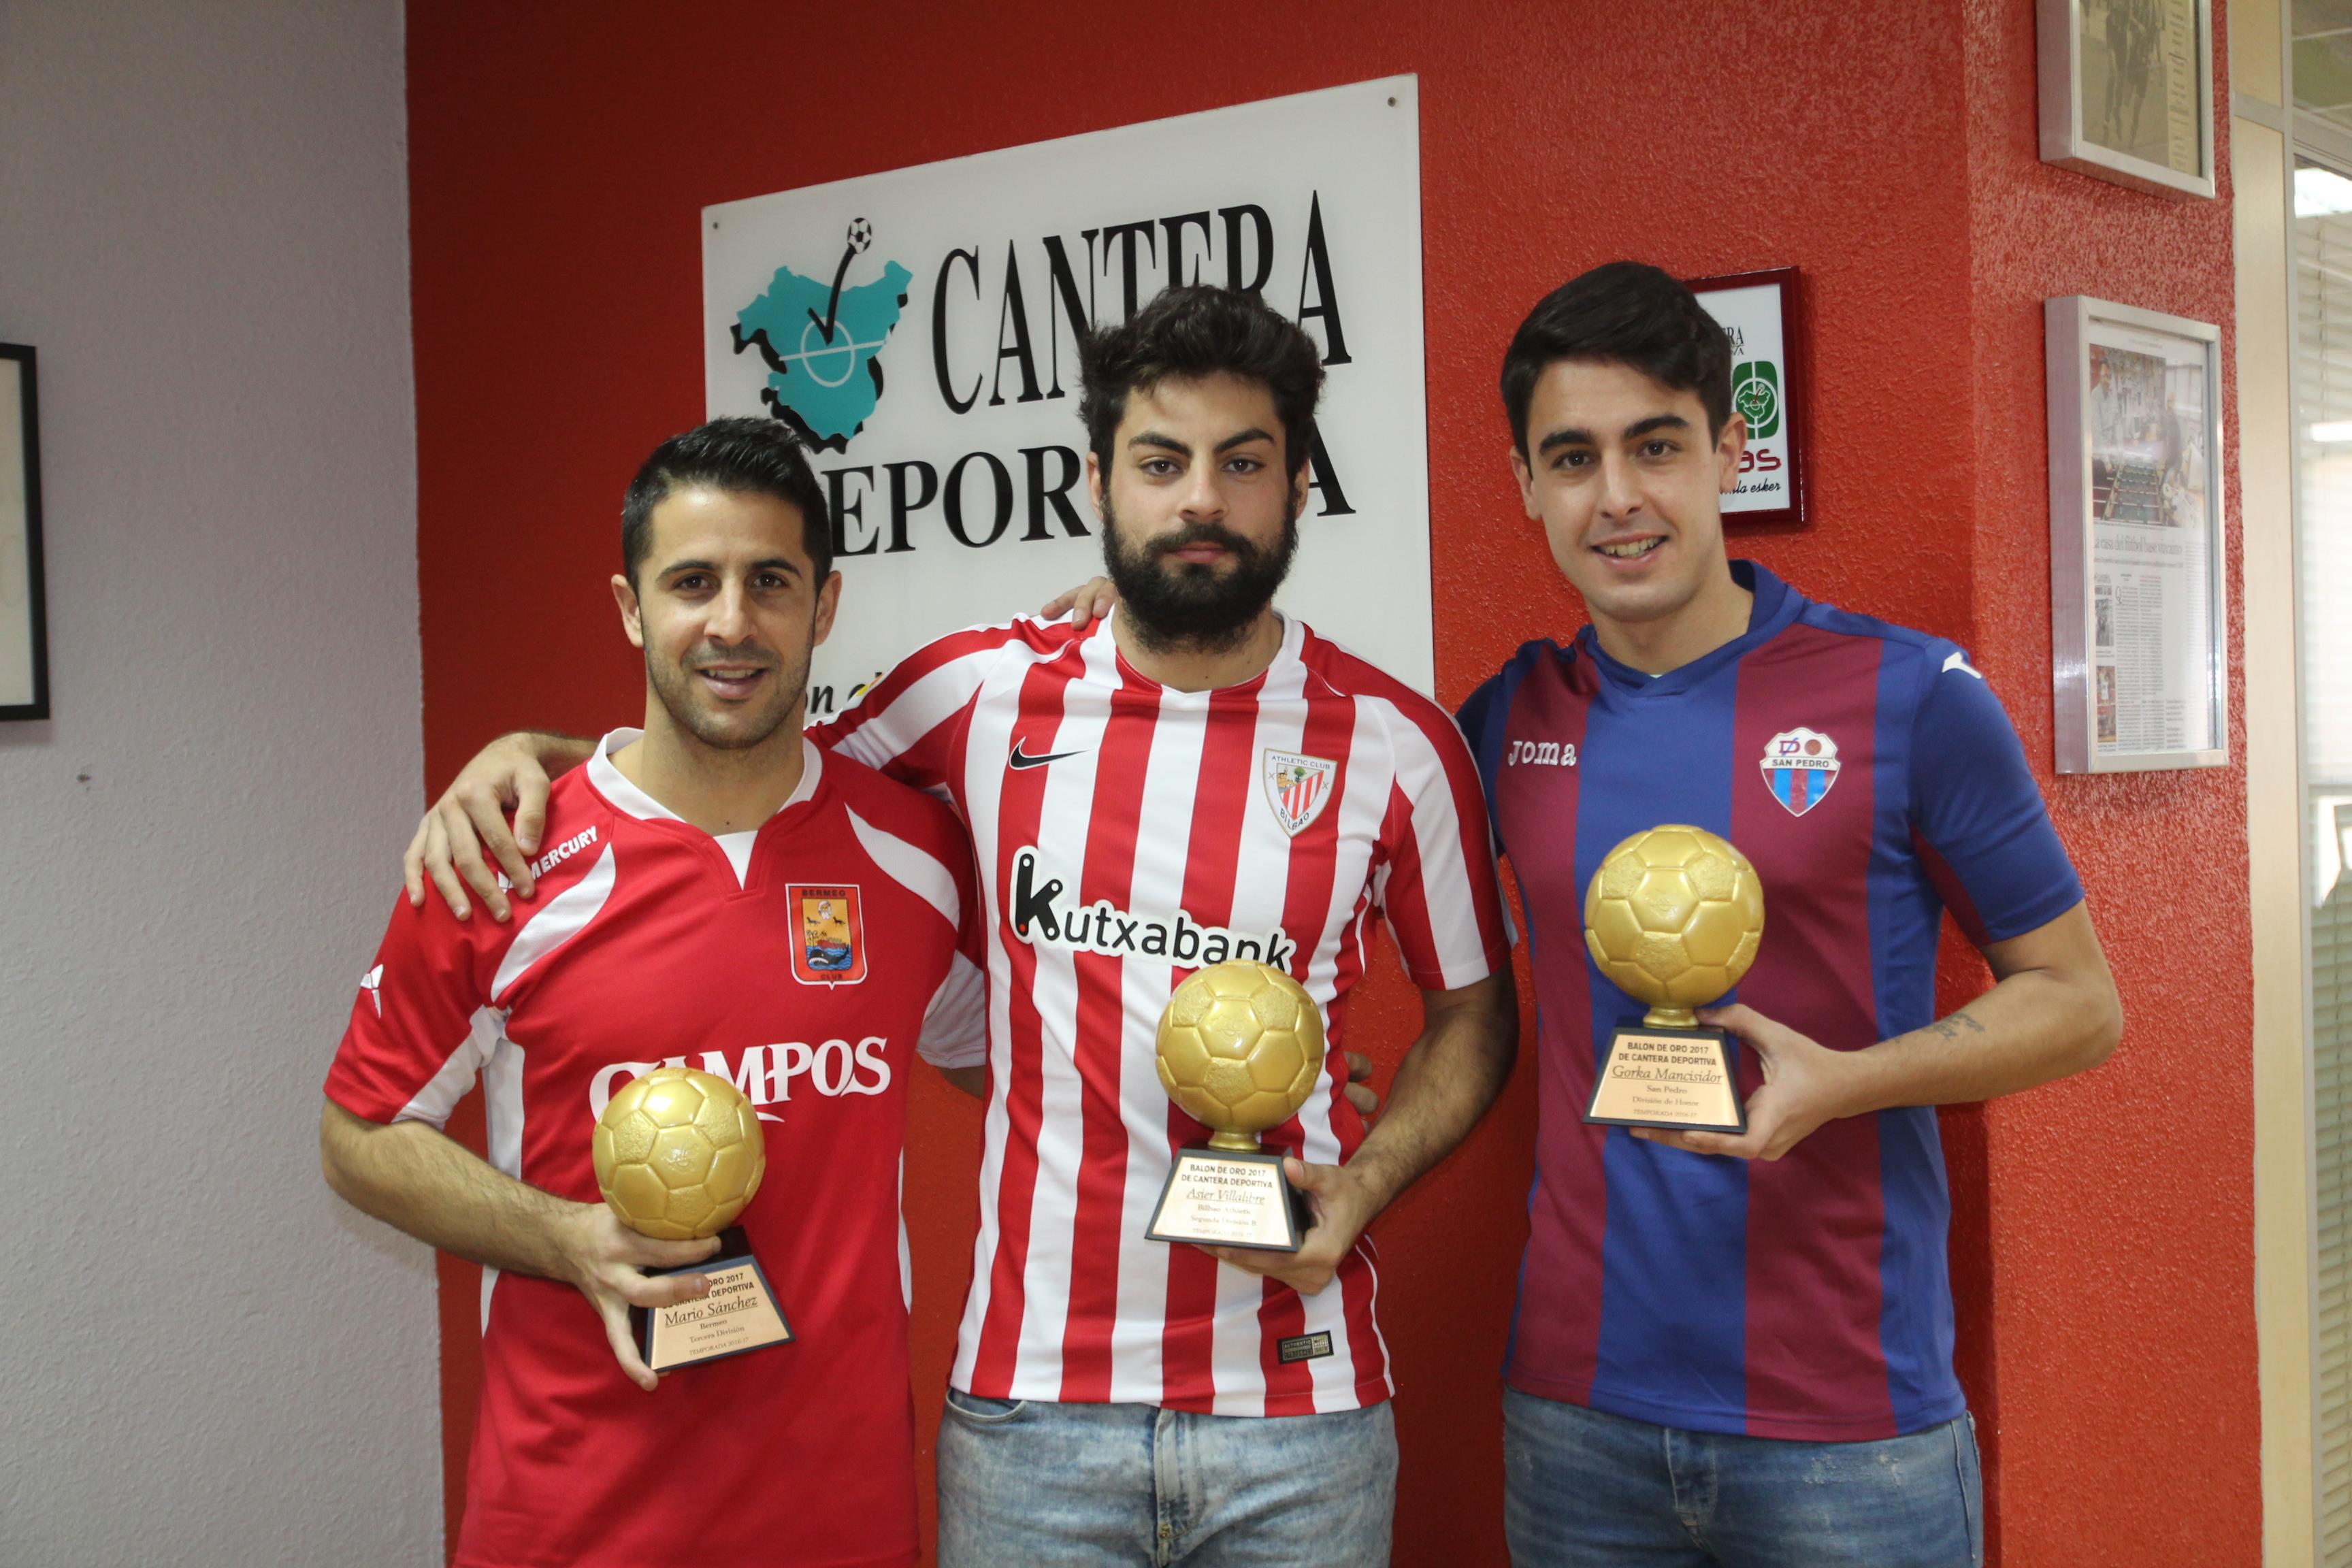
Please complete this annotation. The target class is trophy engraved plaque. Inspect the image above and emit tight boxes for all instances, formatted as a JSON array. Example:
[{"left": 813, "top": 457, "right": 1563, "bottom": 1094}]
[
  {"left": 591, "top": 1065, "right": 792, "bottom": 1371},
  {"left": 1581, "top": 825, "right": 1766, "bottom": 1133},
  {"left": 1146, "top": 961, "right": 1326, "bottom": 1254}
]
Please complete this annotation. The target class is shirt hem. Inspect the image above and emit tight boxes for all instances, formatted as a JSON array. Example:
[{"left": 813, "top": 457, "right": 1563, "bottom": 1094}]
[
  {"left": 960, "top": 1374, "right": 1394, "bottom": 1417},
  {"left": 1502, "top": 1367, "right": 1964, "bottom": 1442}
]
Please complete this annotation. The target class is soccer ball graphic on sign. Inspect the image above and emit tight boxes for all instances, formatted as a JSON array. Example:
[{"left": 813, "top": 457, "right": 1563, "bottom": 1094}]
[
  {"left": 591, "top": 1066, "right": 767, "bottom": 1239},
  {"left": 1155, "top": 962, "right": 1328, "bottom": 1151},
  {"left": 1582, "top": 825, "right": 1765, "bottom": 1027}
]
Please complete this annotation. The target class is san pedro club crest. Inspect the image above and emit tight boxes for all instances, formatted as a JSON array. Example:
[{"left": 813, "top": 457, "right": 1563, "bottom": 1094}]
[
  {"left": 1759, "top": 728, "right": 1840, "bottom": 817},
  {"left": 1263, "top": 751, "right": 1337, "bottom": 836}
]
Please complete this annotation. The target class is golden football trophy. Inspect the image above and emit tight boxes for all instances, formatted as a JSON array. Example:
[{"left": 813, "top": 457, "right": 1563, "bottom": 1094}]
[
  {"left": 591, "top": 1066, "right": 791, "bottom": 1371},
  {"left": 1145, "top": 961, "right": 1327, "bottom": 1252},
  {"left": 1580, "top": 826, "right": 1765, "bottom": 1132}
]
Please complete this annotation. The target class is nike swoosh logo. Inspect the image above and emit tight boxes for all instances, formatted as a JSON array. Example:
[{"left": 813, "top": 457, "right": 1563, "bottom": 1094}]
[
  {"left": 1009, "top": 741, "right": 1087, "bottom": 770},
  {"left": 1942, "top": 650, "right": 1984, "bottom": 681}
]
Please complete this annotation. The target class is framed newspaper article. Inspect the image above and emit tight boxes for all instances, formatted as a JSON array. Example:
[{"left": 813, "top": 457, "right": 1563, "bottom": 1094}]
[
  {"left": 2036, "top": 0, "right": 2215, "bottom": 200},
  {"left": 1, "top": 344, "right": 46, "bottom": 722},
  {"left": 2044, "top": 297, "right": 2225, "bottom": 773}
]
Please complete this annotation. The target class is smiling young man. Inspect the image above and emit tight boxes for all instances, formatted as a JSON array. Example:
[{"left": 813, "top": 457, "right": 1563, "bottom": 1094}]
[
  {"left": 404, "top": 288, "right": 1518, "bottom": 1567},
  {"left": 1454, "top": 263, "right": 2123, "bottom": 1567},
  {"left": 321, "top": 419, "right": 986, "bottom": 1568}
]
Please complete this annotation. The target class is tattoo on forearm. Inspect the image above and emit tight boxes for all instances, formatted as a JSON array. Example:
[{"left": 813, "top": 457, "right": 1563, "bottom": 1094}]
[{"left": 1922, "top": 1010, "right": 1987, "bottom": 1043}]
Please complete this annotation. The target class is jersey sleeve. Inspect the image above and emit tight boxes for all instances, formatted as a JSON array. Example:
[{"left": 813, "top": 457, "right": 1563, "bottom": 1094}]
[
  {"left": 811, "top": 622, "right": 1038, "bottom": 794},
  {"left": 918, "top": 831, "right": 990, "bottom": 1071},
  {"left": 1372, "top": 700, "right": 1515, "bottom": 991},
  {"left": 842, "top": 796, "right": 991, "bottom": 1070},
  {"left": 325, "top": 896, "right": 504, "bottom": 1129},
  {"left": 1908, "top": 647, "right": 2085, "bottom": 946}
]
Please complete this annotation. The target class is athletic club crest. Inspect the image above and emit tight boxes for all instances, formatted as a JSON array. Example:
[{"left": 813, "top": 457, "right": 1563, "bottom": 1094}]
[
  {"left": 1262, "top": 750, "right": 1337, "bottom": 837},
  {"left": 1759, "top": 728, "right": 1841, "bottom": 817},
  {"left": 788, "top": 883, "right": 867, "bottom": 985}
]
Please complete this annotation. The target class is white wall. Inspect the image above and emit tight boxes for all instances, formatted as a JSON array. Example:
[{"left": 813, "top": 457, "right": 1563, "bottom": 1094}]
[{"left": 0, "top": 3, "right": 435, "bottom": 1561}]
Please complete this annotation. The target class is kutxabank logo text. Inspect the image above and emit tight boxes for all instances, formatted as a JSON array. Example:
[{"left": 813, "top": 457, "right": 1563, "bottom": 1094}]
[{"left": 732, "top": 217, "right": 912, "bottom": 452}]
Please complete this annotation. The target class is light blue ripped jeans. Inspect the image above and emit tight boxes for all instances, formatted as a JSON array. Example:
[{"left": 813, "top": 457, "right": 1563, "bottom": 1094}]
[{"left": 936, "top": 1391, "right": 1397, "bottom": 1568}]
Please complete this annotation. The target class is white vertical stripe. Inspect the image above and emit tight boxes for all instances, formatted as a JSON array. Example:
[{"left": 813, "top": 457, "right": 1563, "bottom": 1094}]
[
  {"left": 898, "top": 1153, "right": 913, "bottom": 1313},
  {"left": 951, "top": 632, "right": 1078, "bottom": 1392},
  {"left": 1377, "top": 699, "right": 1491, "bottom": 987},
  {"left": 1204, "top": 658, "right": 1309, "bottom": 1409},
  {"left": 1008, "top": 630, "right": 1119, "bottom": 1393},
  {"left": 393, "top": 1006, "right": 506, "bottom": 1130},
  {"left": 1104, "top": 682, "right": 1197, "bottom": 1403},
  {"left": 1302, "top": 696, "right": 1407, "bottom": 1407},
  {"left": 478, "top": 1027, "right": 526, "bottom": 1334}
]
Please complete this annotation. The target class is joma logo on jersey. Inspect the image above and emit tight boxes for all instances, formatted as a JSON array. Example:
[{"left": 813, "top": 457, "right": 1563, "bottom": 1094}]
[
  {"left": 590, "top": 1040, "right": 893, "bottom": 1124},
  {"left": 1009, "top": 848, "right": 1297, "bottom": 970},
  {"left": 1505, "top": 738, "right": 1577, "bottom": 768}
]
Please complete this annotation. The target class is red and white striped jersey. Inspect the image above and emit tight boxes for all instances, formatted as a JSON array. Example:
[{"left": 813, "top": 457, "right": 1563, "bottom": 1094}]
[
  {"left": 326, "top": 732, "right": 985, "bottom": 1568},
  {"left": 813, "top": 615, "right": 1510, "bottom": 1416}
]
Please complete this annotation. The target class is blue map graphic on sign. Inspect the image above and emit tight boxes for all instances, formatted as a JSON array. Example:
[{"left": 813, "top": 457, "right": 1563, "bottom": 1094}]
[{"left": 731, "top": 249, "right": 911, "bottom": 451}]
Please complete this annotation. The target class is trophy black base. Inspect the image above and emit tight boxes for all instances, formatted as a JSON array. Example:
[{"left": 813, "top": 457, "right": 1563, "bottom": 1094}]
[
  {"left": 1145, "top": 1147, "right": 1316, "bottom": 1253},
  {"left": 632, "top": 1226, "right": 794, "bottom": 1372},
  {"left": 1582, "top": 1024, "right": 1747, "bottom": 1134}
]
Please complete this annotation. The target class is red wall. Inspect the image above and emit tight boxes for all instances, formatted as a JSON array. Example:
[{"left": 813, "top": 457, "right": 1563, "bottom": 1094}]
[{"left": 406, "top": 3, "right": 2257, "bottom": 1563}]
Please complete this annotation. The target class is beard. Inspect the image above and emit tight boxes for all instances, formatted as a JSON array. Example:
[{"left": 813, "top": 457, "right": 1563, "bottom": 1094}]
[
  {"left": 1100, "top": 492, "right": 1299, "bottom": 653},
  {"left": 644, "top": 634, "right": 811, "bottom": 752}
]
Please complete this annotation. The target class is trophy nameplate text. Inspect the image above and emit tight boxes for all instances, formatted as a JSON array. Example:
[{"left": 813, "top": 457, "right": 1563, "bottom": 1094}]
[
  {"left": 1145, "top": 961, "right": 1326, "bottom": 1254},
  {"left": 592, "top": 1066, "right": 791, "bottom": 1372}
]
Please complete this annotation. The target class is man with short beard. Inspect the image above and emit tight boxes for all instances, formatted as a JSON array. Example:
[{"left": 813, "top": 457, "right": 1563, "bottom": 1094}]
[
  {"left": 323, "top": 419, "right": 987, "bottom": 1568},
  {"left": 408, "top": 287, "right": 1520, "bottom": 1566}
]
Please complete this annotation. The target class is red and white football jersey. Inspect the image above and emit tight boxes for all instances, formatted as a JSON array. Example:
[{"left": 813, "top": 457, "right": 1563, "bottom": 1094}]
[
  {"left": 326, "top": 732, "right": 984, "bottom": 1568},
  {"left": 813, "top": 615, "right": 1509, "bottom": 1416}
]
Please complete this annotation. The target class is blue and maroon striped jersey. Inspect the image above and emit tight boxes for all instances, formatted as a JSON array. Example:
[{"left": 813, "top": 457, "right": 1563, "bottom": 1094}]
[{"left": 1458, "top": 561, "right": 2082, "bottom": 1441}]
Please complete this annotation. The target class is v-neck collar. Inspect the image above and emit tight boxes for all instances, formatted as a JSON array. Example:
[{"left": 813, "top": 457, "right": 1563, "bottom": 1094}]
[
  {"left": 1573, "top": 560, "right": 1803, "bottom": 699},
  {"left": 585, "top": 728, "right": 823, "bottom": 826}
]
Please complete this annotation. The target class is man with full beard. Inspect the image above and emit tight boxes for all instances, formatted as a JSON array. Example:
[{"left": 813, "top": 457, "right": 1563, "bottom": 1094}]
[{"left": 406, "top": 287, "right": 1518, "bottom": 1565}]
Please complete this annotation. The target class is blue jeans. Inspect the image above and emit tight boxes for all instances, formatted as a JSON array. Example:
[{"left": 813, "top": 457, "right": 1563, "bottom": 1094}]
[
  {"left": 1502, "top": 1387, "right": 1982, "bottom": 1568},
  {"left": 936, "top": 1391, "right": 1397, "bottom": 1567}
]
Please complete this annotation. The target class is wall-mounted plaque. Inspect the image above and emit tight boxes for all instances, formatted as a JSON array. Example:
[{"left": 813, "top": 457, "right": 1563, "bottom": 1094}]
[
  {"left": 1689, "top": 269, "right": 1808, "bottom": 529},
  {"left": 2045, "top": 296, "right": 2225, "bottom": 772},
  {"left": 1, "top": 344, "right": 48, "bottom": 722},
  {"left": 2036, "top": 0, "right": 2215, "bottom": 199}
]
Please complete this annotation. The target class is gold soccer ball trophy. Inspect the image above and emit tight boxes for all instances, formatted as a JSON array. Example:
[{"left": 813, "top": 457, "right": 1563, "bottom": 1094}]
[
  {"left": 1583, "top": 825, "right": 1765, "bottom": 1026},
  {"left": 591, "top": 1066, "right": 767, "bottom": 1241},
  {"left": 1156, "top": 961, "right": 1328, "bottom": 1149}
]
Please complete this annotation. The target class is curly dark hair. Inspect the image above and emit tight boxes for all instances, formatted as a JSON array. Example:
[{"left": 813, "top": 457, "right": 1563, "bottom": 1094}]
[{"left": 1079, "top": 286, "right": 1324, "bottom": 479}]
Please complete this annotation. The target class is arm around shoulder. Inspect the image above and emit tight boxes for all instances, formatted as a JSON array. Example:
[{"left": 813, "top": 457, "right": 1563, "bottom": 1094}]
[{"left": 404, "top": 730, "right": 597, "bottom": 921}]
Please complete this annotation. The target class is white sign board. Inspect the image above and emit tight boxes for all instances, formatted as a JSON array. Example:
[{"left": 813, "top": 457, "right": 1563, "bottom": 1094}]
[
  {"left": 1690, "top": 272, "right": 1804, "bottom": 525},
  {"left": 703, "top": 76, "right": 1431, "bottom": 716}
]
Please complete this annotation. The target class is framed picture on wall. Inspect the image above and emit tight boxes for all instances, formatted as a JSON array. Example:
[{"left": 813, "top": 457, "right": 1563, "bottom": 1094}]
[
  {"left": 2036, "top": 0, "right": 2215, "bottom": 199},
  {"left": 1, "top": 344, "right": 47, "bottom": 722},
  {"left": 1687, "top": 268, "right": 1809, "bottom": 529},
  {"left": 2045, "top": 296, "right": 2225, "bottom": 772}
]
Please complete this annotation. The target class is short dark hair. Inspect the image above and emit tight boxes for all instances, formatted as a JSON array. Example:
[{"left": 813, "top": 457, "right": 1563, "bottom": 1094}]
[
  {"left": 1499, "top": 262, "right": 1733, "bottom": 455},
  {"left": 1079, "top": 285, "right": 1324, "bottom": 479},
  {"left": 620, "top": 416, "right": 832, "bottom": 585}
]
